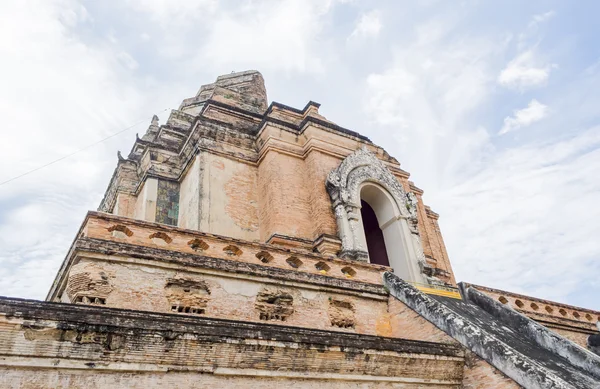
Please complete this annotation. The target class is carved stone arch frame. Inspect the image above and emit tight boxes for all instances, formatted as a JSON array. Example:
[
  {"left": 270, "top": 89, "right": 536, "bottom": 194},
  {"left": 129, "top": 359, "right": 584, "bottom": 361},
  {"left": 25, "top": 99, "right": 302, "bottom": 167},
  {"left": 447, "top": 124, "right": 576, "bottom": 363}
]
[{"left": 326, "top": 147, "right": 429, "bottom": 284}]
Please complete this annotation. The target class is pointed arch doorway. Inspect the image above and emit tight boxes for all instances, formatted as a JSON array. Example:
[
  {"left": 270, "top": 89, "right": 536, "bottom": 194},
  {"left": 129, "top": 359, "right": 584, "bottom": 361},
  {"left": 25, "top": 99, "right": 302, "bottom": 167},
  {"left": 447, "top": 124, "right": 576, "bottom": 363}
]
[{"left": 326, "top": 147, "right": 427, "bottom": 284}]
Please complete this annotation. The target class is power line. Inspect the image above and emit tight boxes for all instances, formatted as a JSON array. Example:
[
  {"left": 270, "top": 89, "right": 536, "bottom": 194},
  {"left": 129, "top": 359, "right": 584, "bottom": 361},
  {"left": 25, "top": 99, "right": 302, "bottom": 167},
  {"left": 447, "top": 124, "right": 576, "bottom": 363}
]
[{"left": 0, "top": 109, "right": 169, "bottom": 187}]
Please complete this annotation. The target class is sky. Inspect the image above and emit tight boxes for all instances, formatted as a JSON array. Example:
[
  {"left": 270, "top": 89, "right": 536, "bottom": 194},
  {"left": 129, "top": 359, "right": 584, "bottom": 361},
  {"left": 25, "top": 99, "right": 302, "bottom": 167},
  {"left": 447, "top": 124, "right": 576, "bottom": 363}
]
[{"left": 0, "top": 0, "right": 599, "bottom": 310}]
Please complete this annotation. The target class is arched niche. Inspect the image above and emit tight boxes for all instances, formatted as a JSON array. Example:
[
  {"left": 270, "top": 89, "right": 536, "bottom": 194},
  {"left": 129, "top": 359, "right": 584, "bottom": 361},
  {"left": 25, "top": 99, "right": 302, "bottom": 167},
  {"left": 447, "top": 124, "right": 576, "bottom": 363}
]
[{"left": 326, "top": 147, "right": 428, "bottom": 284}]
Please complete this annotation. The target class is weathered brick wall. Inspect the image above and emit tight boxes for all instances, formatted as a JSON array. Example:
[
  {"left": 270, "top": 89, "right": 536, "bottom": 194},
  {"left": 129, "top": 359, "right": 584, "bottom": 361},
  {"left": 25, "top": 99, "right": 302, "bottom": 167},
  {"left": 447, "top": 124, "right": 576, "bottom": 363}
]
[
  {"left": 386, "top": 297, "right": 458, "bottom": 343},
  {"left": 304, "top": 150, "right": 341, "bottom": 239},
  {"left": 133, "top": 178, "right": 157, "bottom": 222},
  {"left": 429, "top": 213, "right": 455, "bottom": 282},
  {"left": 220, "top": 155, "right": 260, "bottom": 236},
  {"left": 257, "top": 150, "right": 313, "bottom": 242},
  {"left": 551, "top": 327, "right": 593, "bottom": 349},
  {"left": 113, "top": 193, "right": 136, "bottom": 218},
  {"left": 0, "top": 371, "right": 460, "bottom": 389},
  {"left": 56, "top": 214, "right": 463, "bottom": 343},
  {"left": 0, "top": 298, "right": 465, "bottom": 389},
  {"left": 461, "top": 351, "right": 522, "bottom": 389},
  {"left": 170, "top": 152, "right": 261, "bottom": 241},
  {"left": 66, "top": 257, "right": 391, "bottom": 336},
  {"left": 65, "top": 261, "right": 113, "bottom": 303}
]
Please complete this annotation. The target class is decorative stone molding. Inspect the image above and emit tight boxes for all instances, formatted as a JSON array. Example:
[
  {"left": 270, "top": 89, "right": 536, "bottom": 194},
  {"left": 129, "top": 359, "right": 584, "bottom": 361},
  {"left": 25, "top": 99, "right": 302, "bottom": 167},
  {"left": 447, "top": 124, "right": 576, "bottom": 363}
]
[
  {"left": 312, "top": 234, "right": 342, "bottom": 256},
  {"left": 326, "top": 147, "right": 435, "bottom": 284},
  {"left": 328, "top": 299, "right": 355, "bottom": 329}
]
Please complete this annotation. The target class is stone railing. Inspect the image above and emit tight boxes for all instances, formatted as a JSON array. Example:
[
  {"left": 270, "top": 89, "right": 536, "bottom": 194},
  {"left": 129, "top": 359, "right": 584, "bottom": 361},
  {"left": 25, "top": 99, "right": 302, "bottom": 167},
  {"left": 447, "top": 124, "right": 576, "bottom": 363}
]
[
  {"left": 467, "top": 283, "right": 599, "bottom": 327},
  {"left": 82, "top": 212, "right": 389, "bottom": 286}
]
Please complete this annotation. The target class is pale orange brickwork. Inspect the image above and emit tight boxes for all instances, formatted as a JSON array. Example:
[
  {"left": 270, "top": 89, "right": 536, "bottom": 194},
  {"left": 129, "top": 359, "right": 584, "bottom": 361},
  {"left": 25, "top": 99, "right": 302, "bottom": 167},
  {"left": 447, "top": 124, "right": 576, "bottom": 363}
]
[
  {"left": 0, "top": 303, "right": 465, "bottom": 389},
  {"left": 386, "top": 297, "right": 458, "bottom": 343},
  {"left": 461, "top": 352, "right": 523, "bottom": 389},
  {"left": 304, "top": 150, "right": 341, "bottom": 239},
  {"left": 257, "top": 150, "right": 314, "bottom": 242}
]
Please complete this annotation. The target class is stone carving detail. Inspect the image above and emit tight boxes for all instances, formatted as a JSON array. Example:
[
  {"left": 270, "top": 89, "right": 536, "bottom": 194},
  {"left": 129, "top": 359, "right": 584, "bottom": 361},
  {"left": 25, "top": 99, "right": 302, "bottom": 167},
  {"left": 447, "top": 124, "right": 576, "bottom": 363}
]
[
  {"left": 165, "top": 278, "right": 210, "bottom": 315},
  {"left": 255, "top": 288, "right": 294, "bottom": 322},
  {"left": 66, "top": 263, "right": 113, "bottom": 304},
  {"left": 328, "top": 299, "right": 355, "bottom": 329},
  {"left": 406, "top": 192, "right": 419, "bottom": 234},
  {"left": 326, "top": 147, "right": 436, "bottom": 283}
]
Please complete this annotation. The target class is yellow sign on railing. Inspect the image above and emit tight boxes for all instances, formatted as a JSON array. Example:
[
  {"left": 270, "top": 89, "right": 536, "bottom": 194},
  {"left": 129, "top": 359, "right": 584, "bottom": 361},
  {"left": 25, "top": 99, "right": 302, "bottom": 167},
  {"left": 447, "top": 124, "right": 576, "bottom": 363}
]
[{"left": 408, "top": 282, "right": 462, "bottom": 300}]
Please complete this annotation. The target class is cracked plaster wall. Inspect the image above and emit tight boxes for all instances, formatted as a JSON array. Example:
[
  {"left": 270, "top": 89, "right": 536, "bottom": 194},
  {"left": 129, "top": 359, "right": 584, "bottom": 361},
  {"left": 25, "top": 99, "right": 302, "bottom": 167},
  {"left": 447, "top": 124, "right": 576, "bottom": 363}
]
[
  {"left": 178, "top": 152, "right": 259, "bottom": 241},
  {"left": 178, "top": 155, "right": 201, "bottom": 230},
  {"left": 133, "top": 178, "right": 158, "bottom": 222}
]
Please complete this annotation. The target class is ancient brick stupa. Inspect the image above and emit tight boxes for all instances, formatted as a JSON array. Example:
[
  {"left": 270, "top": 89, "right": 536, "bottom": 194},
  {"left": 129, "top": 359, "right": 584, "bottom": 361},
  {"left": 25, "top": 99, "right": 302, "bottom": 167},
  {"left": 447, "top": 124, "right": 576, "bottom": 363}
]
[{"left": 1, "top": 71, "right": 599, "bottom": 388}]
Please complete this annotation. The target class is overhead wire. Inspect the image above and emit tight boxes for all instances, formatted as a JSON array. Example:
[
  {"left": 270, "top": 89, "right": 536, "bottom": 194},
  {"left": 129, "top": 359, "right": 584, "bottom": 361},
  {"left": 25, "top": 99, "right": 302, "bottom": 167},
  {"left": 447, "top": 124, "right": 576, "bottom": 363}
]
[{"left": 0, "top": 108, "right": 169, "bottom": 187}]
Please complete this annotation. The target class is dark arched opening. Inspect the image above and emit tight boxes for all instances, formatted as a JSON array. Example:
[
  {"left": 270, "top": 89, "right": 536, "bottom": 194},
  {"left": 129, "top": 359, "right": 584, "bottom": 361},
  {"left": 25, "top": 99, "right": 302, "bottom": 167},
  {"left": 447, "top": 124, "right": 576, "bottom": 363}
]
[{"left": 360, "top": 200, "right": 390, "bottom": 267}]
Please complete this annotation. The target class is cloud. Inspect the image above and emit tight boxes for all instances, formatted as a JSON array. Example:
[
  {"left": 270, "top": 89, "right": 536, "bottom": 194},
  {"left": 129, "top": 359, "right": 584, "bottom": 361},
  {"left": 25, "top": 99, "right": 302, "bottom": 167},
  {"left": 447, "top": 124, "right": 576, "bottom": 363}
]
[
  {"left": 126, "top": 0, "right": 217, "bottom": 27},
  {"left": 197, "top": 0, "right": 339, "bottom": 74},
  {"left": 499, "top": 99, "right": 548, "bottom": 135},
  {"left": 499, "top": 12, "right": 557, "bottom": 90},
  {"left": 528, "top": 11, "right": 555, "bottom": 31},
  {"left": 126, "top": 0, "right": 342, "bottom": 74},
  {"left": 360, "top": 9, "right": 600, "bottom": 309},
  {"left": 363, "top": 17, "right": 499, "bottom": 191},
  {"left": 498, "top": 50, "right": 554, "bottom": 90},
  {"left": 440, "top": 127, "right": 600, "bottom": 302},
  {"left": 348, "top": 10, "right": 382, "bottom": 41},
  {"left": 0, "top": 0, "right": 153, "bottom": 298}
]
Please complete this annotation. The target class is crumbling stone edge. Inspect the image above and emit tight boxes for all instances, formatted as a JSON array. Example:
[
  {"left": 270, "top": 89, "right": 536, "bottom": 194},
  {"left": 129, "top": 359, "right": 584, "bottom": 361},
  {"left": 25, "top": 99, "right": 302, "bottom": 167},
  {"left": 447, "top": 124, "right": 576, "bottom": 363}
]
[
  {"left": 0, "top": 296, "right": 462, "bottom": 358},
  {"left": 382, "top": 271, "right": 576, "bottom": 389},
  {"left": 459, "top": 282, "right": 600, "bottom": 380}
]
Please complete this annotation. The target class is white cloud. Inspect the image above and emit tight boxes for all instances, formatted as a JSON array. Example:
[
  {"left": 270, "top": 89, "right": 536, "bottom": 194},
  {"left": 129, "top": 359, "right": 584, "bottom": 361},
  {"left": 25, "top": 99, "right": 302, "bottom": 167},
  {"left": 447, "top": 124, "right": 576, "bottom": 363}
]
[
  {"left": 0, "top": 0, "right": 154, "bottom": 298},
  {"left": 348, "top": 10, "right": 382, "bottom": 41},
  {"left": 197, "top": 0, "right": 339, "bottom": 74},
  {"left": 499, "top": 99, "right": 548, "bottom": 135},
  {"left": 498, "top": 50, "right": 554, "bottom": 90},
  {"left": 363, "top": 18, "right": 499, "bottom": 191},
  {"left": 117, "top": 51, "right": 139, "bottom": 70},
  {"left": 125, "top": 0, "right": 342, "bottom": 74},
  {"left": 530, "top": 10, "right": 555, "bottom": 26},
  {"left": 126, "top": 0, "right": 217, "bottom": 27},
  {"left": 440, "top": 127, "right": 600, "bottom": 302},
  {"left": 517, "top": 10, "right": 555, "bottom": 51}
]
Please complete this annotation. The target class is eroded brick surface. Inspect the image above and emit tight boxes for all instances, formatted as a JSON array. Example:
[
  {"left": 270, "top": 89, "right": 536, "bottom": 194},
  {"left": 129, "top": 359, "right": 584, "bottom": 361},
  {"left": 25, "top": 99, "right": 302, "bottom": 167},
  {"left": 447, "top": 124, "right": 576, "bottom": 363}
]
[
  {"left": 0, "top": 298, "right": 464, "bottom": 388},
  {"left": 462, "top": 351, "right": 523, "bottom": 389}
]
